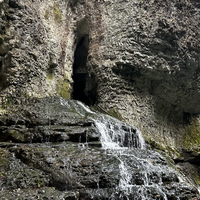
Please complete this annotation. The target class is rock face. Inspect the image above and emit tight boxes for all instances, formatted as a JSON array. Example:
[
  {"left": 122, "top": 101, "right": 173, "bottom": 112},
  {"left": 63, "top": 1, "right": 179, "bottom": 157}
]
[
  {"left": 94, "top": 0, "right": 200, "bottom": 149},
  {"left": 0, "top": 0, "right": 200, "bottom": 182},
  {"left": 0, "top": 0, "right": 74, "bottom": 98},
  {"left": 0, "top": 97, "right": 199, "bottom": 199},
  {"left": 0, "top": 0, "right": 200, "bottom": 150}
]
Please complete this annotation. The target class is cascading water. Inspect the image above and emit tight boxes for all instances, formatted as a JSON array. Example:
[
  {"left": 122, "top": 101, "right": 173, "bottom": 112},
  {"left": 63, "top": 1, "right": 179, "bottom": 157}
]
[
  {"left": 91, "top": 115, "right": 170, "bottom": 200},
  {"left": 68, "top": 99, "right": 196, "bottom": 200},
  {"left": 0, "top": 97, "right": 198, "bottom": 199},
  {"left": 94, "top": 117, "right": 145, "bottom": 150}
]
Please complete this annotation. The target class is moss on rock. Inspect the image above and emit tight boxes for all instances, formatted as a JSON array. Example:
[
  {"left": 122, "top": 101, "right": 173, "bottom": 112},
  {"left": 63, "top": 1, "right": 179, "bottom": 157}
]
[
  {"left": 146, "top": 137, "right": 164, "bottom": 150},
  {"left": 0, "top": 148, "right": 8, "bottom": 166},
  {"left": 145, "top": 136, "right": 182, "bottom": 160},
  {"left": 193, "top": 171, "right": 200, "bottom": 186},
  {"left": 106, "top": 107, "right": 123, "bottom": 121},
  {"left": 182, "top": 118, "right": 200, "bottom": 148},
  {"left": 56, "top": 78, "right": 71, "bottom": 99},
  {"left": 9, "top": 130, "right": 25, "bottom": 142},
  {"left": 53, "top": 4, "right": 62, "bottom": 23}
]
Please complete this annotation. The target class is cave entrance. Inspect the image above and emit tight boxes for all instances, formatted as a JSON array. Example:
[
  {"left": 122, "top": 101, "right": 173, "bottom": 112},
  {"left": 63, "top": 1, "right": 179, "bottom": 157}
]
[{"left": 72, "top": 36, "right": 97, "bottom": 106}]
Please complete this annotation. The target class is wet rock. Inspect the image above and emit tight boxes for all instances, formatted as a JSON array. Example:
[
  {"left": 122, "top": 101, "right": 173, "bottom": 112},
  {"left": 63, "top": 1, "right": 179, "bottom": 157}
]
[
  {"left": 9, "top": 0, "right": 23, "bottom": 9},
  {"left": 0, "top": 97, "right": 199, "bottom": 199},
  {"left": 50, "top": 173, "right": 72, "bottom": 191},
  {"left": 0, "top": 188, "right": 79, "bottom": 200},
  {"left": 0, "top": 120, "right": 6, "bottom": 126},
  {"left": 88, "top": 141, "right": 102, "bottom": 148},
  {"left": 79, "top": 189, "right": 112, "bottom": 200},
  {"left": 1, "top": 129, "right": 25, "bottom": 142},
  {"left": 173, "top": 147, "right": 200, "bottom": 187},
  {"left": 0, "top": 97, "right": 100, "bottom": 143},
  {"left": 164, "top": 183, "right": 198, "bottom": 200},
  {"left": 0, "top": 0, "right": 199, "bottom": 157},
  {"left": 176, "top": 162, "right": 200, "bottom": 186},
  {"left": 161, "top": 172, "right": 179, "bottom": 184}
]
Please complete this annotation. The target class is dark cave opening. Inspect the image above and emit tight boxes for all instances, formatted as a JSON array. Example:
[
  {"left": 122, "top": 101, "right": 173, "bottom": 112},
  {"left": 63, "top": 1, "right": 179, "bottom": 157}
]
[
  {"left": 0, "top": 60, "right": 2, "bottom": 72},
  {"left": 72, "top": 36, "right": 97, "bottom": 106}
]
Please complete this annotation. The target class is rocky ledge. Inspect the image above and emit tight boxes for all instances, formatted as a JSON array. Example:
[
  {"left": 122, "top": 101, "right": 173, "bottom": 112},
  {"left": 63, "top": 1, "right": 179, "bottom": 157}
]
[{"left": 0, "top": 97, "right": 199, "bottom": 199}]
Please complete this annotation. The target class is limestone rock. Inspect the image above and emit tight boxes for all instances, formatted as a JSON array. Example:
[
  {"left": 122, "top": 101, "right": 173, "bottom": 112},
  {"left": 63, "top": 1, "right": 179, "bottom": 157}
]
[
  {"left": 0, "top": 97, "right": 199, "bottom": 199},
  {"left": 0, "top": 0, "right": 200, "bottom": 170}
]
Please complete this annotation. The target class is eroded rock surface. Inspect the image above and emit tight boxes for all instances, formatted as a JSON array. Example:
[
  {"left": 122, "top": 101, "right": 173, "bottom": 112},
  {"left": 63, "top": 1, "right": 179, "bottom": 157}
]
[
  {"left": 0, "top": 97, "right": 199, "bottom": 199},
  {"left": 0, "top": 0, "right": 200, "bottom": 150},
  {"left": 1, "top": 0, "right": 200, "bottom": 197}
]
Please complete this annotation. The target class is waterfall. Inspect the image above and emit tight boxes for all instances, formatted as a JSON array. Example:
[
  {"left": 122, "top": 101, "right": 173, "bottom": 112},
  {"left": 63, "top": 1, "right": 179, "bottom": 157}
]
[
  {"left": 0, "top": 97, "right": 198, "bottom": 199},
  {"left": 59, "top": 98, "right": 195, "bottom": 200},
  {"left": 94, "top": 117, "right": 145, "bottom": 150},
  {"left": 91, "top": 115, "right": 169, "bottom": 200}
]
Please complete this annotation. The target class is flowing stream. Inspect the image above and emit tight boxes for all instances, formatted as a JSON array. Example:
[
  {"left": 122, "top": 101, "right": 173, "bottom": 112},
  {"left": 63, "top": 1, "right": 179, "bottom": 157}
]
[
  {"left": 92, "top": 115, "right": 168, "bottom": 199},
  {"left": 67, "top": 100, "right": 191, "bottom": 200}
]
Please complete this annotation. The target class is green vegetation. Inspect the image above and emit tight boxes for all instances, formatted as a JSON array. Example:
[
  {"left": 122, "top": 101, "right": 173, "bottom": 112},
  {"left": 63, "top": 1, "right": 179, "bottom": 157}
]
[
  {"left": 56, "top": 78, "right": 71, "bottom": 99},
  {"left": 91, "top": 106, "right": 123, "bottom": 121},
  {"left": 145, "top": 136, "right": 181, "bottom": 159},
  {"left": 182, "top": 118, "right": 200, "bottom": 148},
  {"left": 8, "top": 130, "right": 24, "bottom": 142},
  {"left": 0, "top": 148, "right": 8, "bottom": 166},
  {"left": 146, "top": 138, "right": 164, "bottom": 150},
  {"left": 107, "top": 107, "right": 123, "bottom": 121},
  {"left": 193, "top": 171, "right": 200, "bottom": 186},
  {"left": 53, "top": 4, "right": 62, "bottom": 23}
]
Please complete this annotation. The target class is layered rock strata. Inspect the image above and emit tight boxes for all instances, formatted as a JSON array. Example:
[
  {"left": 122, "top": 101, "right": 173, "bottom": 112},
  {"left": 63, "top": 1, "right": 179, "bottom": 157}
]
[
  {"left": 0, "top": 97, "right": 199, "bottom": 199},
  {"left": 0, "top": 0, "right": 200, "bottom": 159}
]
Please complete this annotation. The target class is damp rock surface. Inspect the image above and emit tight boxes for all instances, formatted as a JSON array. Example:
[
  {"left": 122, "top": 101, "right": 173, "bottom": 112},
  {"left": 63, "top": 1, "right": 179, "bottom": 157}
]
[
  {"left": 0, "top": 0, "right": 200, "bottom": 197},
  {"left": 0, "top": 0, "right": 200, "bottom": 151},
  {"left": 0, "top": 97, "right": 199, "bottom": 199}
]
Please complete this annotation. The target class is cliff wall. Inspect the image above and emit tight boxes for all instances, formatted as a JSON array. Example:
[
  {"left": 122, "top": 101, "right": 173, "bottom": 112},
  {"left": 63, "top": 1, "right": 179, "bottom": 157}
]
[{"left": 0, "top": 0, "right": 200, "bottom": 150}]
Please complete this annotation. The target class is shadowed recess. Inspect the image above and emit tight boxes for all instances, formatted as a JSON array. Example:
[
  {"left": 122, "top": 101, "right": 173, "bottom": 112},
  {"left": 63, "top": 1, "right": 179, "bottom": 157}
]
[{"left": 72, "top": 35, "right": 97, "bottom": 106}]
